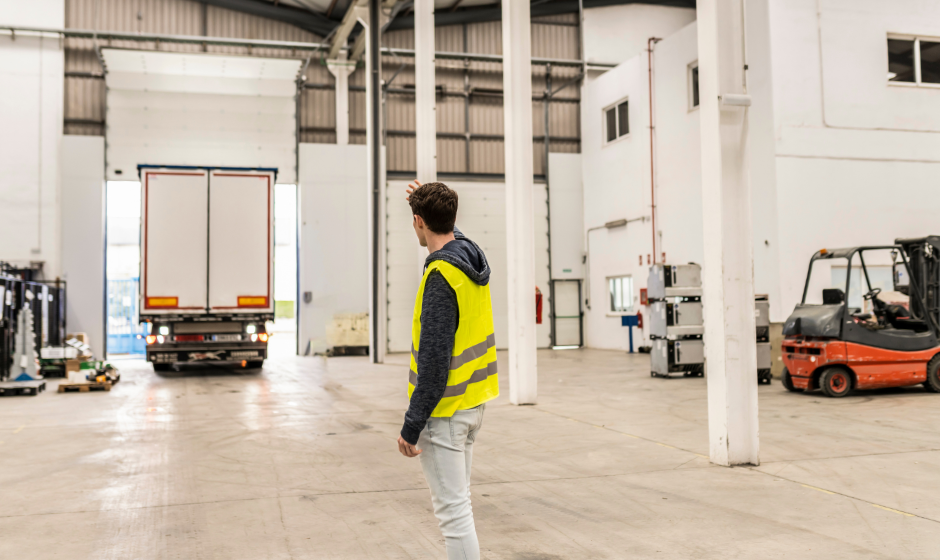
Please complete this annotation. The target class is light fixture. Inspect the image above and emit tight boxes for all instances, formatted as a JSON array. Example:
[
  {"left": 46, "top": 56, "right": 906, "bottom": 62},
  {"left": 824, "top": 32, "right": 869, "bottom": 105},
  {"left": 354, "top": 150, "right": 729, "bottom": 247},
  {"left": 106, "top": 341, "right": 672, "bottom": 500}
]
[
  {"left": 156, "top": 335, "right": 165, "bottom": 344},
  {"left": 159, "top": 326, "right": 169, "bottom": 335},
  {"left": 250, "top": 333, "right": 258, "bottom": 342},
  {"left": 604, "top": 219, "right": 628, "bottom": 229},
  {"left": 246, "top": 324, "right": 256, "bottom": 334}
]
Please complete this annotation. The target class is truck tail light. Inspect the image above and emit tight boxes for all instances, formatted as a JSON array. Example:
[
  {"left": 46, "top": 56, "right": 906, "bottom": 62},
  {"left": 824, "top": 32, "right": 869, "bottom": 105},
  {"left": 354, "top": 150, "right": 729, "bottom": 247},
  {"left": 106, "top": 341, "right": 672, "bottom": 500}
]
[
  {"left": 250, "top": 333, "right": 258, "bottom": 342},
  {"left": 175, "top": 334, "right": 204, "bottom": 342},
  {"left": 259, "top": 333, "right": 269, "bottom": 342},
  {"left": 146, "top": 335, "right": 157, "bottom": 345}
]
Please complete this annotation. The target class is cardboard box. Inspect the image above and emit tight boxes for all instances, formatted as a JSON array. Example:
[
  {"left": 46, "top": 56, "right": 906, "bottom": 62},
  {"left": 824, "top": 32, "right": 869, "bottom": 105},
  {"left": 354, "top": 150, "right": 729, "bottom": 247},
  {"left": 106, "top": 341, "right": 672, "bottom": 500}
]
[
  {"left": 67, "top": 333, "right": 89, "bottom": 345},
  {"left": 327, "top": 313, "right": 370, "bottom": 348},
  {"left": 40, "top": 347, "right": 79, "bottom": 360},
  {"left": 65, "top": 359, "right": 82, "bottom": 374}
]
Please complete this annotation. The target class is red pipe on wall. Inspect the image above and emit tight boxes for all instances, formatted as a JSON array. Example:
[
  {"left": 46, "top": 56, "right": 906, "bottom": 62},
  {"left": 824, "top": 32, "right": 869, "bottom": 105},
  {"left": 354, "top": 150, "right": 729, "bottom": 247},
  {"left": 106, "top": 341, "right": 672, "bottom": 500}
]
[{"left": 648, "top": 36, "right": 661, "bottom": 264}]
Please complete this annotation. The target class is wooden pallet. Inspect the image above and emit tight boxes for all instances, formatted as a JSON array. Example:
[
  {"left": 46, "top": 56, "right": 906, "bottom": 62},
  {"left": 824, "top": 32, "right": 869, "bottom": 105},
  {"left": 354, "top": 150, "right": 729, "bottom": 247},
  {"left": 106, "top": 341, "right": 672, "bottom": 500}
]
[
  {"left": 58, "top": 381, "right": 112, "bottom": 393},
  {"left": 0, "top": 381, "right": 47, "bottom": 397}
]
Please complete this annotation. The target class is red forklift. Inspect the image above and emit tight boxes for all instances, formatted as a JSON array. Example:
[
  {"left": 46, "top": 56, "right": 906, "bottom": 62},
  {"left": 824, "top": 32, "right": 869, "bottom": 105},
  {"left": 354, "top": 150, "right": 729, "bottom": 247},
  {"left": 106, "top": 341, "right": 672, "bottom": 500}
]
[{"left": 781, "top": 237, "right": 940, "bottom": 397}]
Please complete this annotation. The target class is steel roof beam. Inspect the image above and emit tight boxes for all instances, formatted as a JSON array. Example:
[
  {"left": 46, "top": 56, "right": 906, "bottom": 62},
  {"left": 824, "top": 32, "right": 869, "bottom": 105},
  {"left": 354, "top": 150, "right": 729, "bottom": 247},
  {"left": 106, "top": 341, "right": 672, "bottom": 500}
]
[
  {"left": 386, "top": 0, "right": 696, "bottom": 30},
  {"left": 200, "top": 0, "right": 337, "bottom": 36}
]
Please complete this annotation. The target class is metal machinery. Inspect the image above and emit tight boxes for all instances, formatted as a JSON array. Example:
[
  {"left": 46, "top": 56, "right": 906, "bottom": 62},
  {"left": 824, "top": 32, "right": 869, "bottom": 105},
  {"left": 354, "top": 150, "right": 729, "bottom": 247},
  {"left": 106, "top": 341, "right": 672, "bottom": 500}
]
[
  {"left": 0, "top": 272, "right": 67, "bottom": 382},
  {"left": 756, "top": 295, "right": 772, "bottom": 384},
  {"left": 781, "top": 239, "right": 940, "bottom": 397},
  {"left": 648, "top": 264, "right": 705, "bottom": 378}
]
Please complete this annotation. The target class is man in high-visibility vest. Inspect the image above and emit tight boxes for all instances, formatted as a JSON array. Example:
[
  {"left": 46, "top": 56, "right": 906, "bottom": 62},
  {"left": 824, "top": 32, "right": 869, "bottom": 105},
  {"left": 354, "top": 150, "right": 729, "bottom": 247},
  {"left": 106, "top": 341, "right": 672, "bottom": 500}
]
[{"left": 397, "top": 180, "right": 498, "bottom": 560}]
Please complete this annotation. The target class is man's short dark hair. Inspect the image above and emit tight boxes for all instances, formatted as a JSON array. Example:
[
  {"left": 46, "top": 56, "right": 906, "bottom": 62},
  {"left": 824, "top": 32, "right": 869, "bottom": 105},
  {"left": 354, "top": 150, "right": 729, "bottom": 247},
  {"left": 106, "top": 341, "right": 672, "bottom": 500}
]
[{"left": 409, "top": 182, "right": 458, "bottom": 234}]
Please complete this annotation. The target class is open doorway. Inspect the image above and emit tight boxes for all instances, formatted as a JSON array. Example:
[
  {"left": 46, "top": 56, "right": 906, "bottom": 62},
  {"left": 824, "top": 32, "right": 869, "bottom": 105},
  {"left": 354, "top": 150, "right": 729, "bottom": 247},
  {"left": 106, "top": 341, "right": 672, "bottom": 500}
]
[
  {"left": 104, "top": 180, "right": 299, "bottom": 360},
  {"left": 105, "top": 180, "right": 147, "bottom": 359},
  {"left": 271, "top": 183, "right": 297, "bottom": 357}
]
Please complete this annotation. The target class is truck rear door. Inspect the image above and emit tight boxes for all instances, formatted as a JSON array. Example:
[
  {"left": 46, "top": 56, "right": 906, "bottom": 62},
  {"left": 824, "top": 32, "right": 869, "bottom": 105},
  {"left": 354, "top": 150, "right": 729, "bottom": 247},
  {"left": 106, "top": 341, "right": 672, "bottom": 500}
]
[
  {"left": 207, "top": 170, "right": 275, "bottom": 314},
  {"left": 141, "top": 169, "right": 209, "bottom": 315}
]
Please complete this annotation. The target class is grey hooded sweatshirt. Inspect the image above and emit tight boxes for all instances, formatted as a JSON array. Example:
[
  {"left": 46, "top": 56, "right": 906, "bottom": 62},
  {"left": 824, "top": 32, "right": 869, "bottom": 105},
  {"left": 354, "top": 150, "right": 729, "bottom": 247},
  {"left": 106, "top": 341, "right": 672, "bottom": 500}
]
[{"left": 400, "top": 227, "right": 491, "bottom": 445}]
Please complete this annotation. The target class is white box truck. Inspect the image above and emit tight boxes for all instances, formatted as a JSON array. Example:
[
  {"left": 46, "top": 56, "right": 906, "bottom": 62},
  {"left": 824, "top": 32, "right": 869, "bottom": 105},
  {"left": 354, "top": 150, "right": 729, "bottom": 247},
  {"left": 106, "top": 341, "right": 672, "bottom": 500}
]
[{"left": 138, "top": 166, "right": 275, "bottom": 370}]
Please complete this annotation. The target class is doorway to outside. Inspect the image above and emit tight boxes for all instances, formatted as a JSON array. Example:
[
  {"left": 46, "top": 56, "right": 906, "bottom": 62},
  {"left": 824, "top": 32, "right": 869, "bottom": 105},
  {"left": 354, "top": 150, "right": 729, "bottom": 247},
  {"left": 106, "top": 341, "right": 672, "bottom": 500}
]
[
  {"left": 271, "top": 183, "right": 297, "bottom": 357},
  {"left": 103, "top": 181, "right": 298, "bottom": 359}
]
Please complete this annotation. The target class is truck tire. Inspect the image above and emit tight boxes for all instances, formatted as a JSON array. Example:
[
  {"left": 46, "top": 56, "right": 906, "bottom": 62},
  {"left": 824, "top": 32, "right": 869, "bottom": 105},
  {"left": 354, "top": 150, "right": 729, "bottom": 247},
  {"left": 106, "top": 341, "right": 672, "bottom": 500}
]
[
  {"left": 820, "top": 367, "right": 853, "bottom": 398},
  {"left": 781, "top": 368, "right": 802, "bottom": 392},
  {"left": 247, "top": 360, "right": 264, "bottom": 369},
  {"left": 924, "top": 356, "right": 940, "bottom": 393},
  {"left": 153, "top": 363, "right": 172, "bottom": 372}
]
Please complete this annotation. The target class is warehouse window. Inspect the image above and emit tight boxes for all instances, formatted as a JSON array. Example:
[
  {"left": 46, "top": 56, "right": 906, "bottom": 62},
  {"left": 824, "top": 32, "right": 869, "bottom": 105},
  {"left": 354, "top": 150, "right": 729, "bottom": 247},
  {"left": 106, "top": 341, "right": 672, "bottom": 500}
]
[
  {"left": 689, "top": 62, "right": 700, "bottom": 109},
  {"left": 604, "top": 98, "right": 629, "bottom": 144},
  {"left": 608, "top": 275, "right": 634, "bottom": 314},
  {"left": 888, "top": 36, "right": 940, "bottom": 86}
]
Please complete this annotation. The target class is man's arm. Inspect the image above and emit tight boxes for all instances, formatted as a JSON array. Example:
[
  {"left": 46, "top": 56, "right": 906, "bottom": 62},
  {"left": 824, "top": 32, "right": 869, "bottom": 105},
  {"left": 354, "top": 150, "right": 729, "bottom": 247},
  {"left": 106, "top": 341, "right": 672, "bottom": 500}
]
[{"left": 400, "top": 270, "right": 458, "bottom": 446}]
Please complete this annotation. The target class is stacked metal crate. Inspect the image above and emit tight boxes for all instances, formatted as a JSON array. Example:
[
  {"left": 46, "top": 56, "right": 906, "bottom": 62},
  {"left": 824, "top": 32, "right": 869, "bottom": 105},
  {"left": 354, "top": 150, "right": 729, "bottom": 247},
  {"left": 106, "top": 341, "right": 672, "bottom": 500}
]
[
  {"left": 648, "top": 264, "right": 705, "bottom": 378},
  {"left": 755, "top": 295, "right": 772, "bottom": 384}
]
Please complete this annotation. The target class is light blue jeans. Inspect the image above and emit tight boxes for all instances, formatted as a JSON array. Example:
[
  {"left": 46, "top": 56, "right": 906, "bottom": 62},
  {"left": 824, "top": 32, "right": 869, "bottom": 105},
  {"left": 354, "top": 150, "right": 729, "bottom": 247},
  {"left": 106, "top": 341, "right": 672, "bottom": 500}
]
[{"left": 418, "top": 405, "right": 485, "bottom": 560}]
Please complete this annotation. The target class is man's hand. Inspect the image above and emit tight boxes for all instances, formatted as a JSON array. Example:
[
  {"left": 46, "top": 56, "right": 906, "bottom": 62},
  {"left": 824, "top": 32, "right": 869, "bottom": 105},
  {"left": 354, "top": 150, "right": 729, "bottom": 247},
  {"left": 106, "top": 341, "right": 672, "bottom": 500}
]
[
  {"left": 397, "top": 435, "right": 422, "bottom": 458},
  {"left": 406, "top": 179, "right": 422, "bottom": 202}
]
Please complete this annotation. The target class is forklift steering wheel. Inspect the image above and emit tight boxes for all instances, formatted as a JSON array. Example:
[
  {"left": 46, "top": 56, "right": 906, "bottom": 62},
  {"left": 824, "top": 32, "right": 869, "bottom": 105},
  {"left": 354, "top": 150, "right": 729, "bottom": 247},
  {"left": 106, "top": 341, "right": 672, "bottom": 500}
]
[{"left": 863, "top": 287, "right": 882, "bottom": 301}]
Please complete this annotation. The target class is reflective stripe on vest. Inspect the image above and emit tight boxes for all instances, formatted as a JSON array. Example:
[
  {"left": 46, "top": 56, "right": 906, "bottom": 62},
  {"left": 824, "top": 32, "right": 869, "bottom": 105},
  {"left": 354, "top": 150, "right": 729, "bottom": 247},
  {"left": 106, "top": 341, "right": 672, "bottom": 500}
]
[{"left": 409, "top": 260, "right": 499, "bottom": 417}]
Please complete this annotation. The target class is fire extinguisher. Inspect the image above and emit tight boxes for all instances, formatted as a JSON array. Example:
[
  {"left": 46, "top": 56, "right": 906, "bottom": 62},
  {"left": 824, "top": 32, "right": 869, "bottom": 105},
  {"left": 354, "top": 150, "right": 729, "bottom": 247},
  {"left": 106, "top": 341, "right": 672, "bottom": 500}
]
[
  {"left": 535, "top": 286, "right": 543, "bottom": 324},
  {"left": 636, "top": 310, "right": 643, "bottom": 329}
]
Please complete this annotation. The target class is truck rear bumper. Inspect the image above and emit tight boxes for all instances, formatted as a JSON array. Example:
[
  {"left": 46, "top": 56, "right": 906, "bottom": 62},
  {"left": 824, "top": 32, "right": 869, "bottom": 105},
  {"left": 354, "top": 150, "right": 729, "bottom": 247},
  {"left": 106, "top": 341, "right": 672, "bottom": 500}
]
[{"left": 147, "top": 346, "right": 267, "bottom": 364}]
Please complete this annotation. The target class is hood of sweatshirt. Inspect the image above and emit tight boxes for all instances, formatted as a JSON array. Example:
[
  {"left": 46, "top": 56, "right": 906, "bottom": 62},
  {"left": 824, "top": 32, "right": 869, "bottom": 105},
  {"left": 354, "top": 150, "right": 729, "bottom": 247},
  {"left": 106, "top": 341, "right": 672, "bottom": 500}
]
[{"left": 424, "top": 227, "right": 490, "bottom": 286}]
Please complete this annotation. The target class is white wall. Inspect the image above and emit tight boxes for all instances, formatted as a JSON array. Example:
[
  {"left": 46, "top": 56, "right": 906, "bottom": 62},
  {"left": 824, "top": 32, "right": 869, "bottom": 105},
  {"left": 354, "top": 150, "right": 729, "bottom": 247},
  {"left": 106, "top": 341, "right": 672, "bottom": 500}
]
[
  {"left": 386, "top": 180, "right": 552, "bottom": 353},
  {"left": 768, "top": 0, "right": 940, "bottom": 320},
  {"left": 298, "top": 144, "right": 369, "bottom": 354},
  {"left": 580, "top": 21, "right": 703, "bottom": 351},
  {"left": 61, "top": 136, "right": 106, "bottom": 357},
  {"left": 0, "top": 1, "right": 64, "bottom": 278},
  {"left": 583, "top": 4, "right": 696, "bottom": 68},
  {"left": 579, "top": 0, "right": 940, "bottom": 347}
]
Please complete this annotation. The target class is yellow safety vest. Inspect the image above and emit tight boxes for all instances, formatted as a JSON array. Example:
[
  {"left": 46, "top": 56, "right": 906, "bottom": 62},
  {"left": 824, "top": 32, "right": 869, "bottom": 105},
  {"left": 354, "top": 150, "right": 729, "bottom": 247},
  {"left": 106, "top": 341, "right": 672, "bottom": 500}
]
[{"left": 409, "top": 260, "right": 499, "bottom": 417}]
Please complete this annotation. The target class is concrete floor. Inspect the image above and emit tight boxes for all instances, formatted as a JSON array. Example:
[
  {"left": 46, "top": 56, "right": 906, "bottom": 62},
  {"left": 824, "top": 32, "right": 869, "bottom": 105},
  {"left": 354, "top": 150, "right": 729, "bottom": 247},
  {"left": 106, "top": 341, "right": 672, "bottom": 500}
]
[{"left": 2, "top": 348, "right": 940, "bottom": 559}]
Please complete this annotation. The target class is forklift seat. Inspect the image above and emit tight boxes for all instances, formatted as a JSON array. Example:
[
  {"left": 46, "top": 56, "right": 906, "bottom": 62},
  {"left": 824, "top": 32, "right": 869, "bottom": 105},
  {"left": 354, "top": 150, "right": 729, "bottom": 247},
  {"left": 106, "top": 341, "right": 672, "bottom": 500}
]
[
  {"left": 822, "top": 288, "right": 845, "bottom": 305},
  {"left": 891, "top": 317, "right": 930, "bottom": 333}
]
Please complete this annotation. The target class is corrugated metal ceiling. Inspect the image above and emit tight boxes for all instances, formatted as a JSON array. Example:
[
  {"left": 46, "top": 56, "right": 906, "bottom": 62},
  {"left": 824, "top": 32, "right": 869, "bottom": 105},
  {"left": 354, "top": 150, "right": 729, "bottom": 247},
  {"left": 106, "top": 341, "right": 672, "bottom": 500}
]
[{"left": 64, "top": 0, "right": 586, "bottom": 175}]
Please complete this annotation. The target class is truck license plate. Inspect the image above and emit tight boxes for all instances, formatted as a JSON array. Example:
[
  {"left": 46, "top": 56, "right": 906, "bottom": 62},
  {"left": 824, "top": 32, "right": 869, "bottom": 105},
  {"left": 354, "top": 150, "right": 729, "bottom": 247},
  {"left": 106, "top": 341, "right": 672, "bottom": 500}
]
[{"left": 212, "top": 334, "right": 242, "bottom": 342}]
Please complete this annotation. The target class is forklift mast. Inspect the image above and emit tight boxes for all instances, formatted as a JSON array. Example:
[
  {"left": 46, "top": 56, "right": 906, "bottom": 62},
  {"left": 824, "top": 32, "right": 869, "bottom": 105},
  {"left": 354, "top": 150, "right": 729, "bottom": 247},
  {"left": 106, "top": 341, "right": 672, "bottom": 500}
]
[{"left": 896, "top": 236, "right": 940, "bottom": 336}]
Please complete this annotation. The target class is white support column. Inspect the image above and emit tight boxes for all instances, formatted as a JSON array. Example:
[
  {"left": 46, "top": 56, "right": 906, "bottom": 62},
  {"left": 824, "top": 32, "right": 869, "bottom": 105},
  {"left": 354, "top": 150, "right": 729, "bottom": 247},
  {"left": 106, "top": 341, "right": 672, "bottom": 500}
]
[
  {"left": 501, "top": 1, "right": 538, "bottom": 405},
  {"left": 697, "top": 0, "right": 760, "bottom": 466},
  {"left": 414, "top": 0, "right": 437, "bottom": 274},
  {"left": 414, "top": 0, "right": 437, "bottom": 183},
  {"left": 326, "top": 54, "right": 356, "bottom": 145}
]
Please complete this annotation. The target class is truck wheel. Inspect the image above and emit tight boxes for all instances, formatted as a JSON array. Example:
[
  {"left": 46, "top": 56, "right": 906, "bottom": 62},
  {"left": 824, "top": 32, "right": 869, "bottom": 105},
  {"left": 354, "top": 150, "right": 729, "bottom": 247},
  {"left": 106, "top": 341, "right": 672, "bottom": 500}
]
[
  {"left": 781, "top": 368, "right": 802, "bottom": 393},
  {"left": 820, "top": 367, "right": 853, "bottom": 398},
  {"left": 153, "top": 363, "right": 172, "bottom": 372},
  {"left": 924, "top": 356, "right": 940, "bottom": 393},
  {"left": 247, "top": 360, "right": 264, "bottom": 369}
]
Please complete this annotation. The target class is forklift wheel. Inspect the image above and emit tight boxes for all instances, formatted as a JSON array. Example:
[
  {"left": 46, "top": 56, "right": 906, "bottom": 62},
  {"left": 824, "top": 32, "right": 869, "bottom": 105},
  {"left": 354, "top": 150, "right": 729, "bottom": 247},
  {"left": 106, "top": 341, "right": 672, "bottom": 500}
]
[
  {"left": 781, "top": 368, "right": 802, "bottom": 393},
  {"left": 924, "top": 356, "right": 940, "bottom": 393},
  {"left": 820, "top": 367, "right": 853, "bottom": 398}
]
